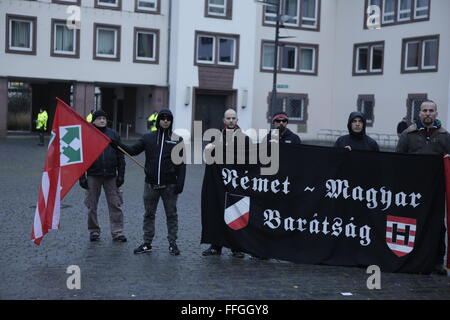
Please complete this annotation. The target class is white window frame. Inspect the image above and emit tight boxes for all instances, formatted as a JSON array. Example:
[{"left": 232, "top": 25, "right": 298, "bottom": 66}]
[
  {"left": 421, "top": 39, "right": 437, "bottom": 70},
  {"left": 280, "top": 45, "right": 297, "bottom": 72},
  {"left": 137, "top": 0, "right": 158, "bottom": 12},
  {"left": 283, "top": 0, "right": 300, "bottom": 27},
  {"left": 197, "top": 35, "right": 216, "bottom": 64},
  {"left": 370, "top": 45, "right": 383, "bottom": 72},
  {"left": 97, "top": 0, "right": 119, "bottom": 8},
  {"left": 264, "top": 1, "right": 278, "bottom": 25},
  {"left": 9, "top": 19, "right": 33, "bottom": 52},
  {"left": 398, "top": 0, "right": 412, "bottom": 21},
  {"left": 356, "top": 46, "right": 369, "bottom": 73},
  {"left": 405, "top": 40, "right": 420, "bottom": 71},
  {"left": 53, "top": 22, "right": 76, "bottom": 55},
  {"left": 217, "top": 37, "right": 236, "bottom": 66},
  {"left": 96, "top": 27, "right": 118, "bottom": 58},
  {"left": 135, "top": 30, "right": 156, "bottom": 61},
  {"left": 262, "top": 43, "right": 276, "bottom": 70},
  {"left": 208, "top": 0, "right": 227, "bottom": 17},
  {"left": 299, "top": 46, "right": 315, "bottom": 73},
  {"left": 382, "top": 0, "right": 395, "bottom": 23},
  {"left": 414, "top": 0, "right": 429, "bottom": 18},
  {"left": 301, "top": 0, "right": 318, "bottom": 28}
]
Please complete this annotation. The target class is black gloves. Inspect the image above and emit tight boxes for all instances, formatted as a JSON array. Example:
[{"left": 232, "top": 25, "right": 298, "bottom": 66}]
[
  {"left": 79, "top": 175, "right": 88, "bottom": 189},
  {"left": 116, "top": 176, "right": 124, "bottom": 188},
  {"left": 175, "top": 184, "right": 183, "bottom": 194}
]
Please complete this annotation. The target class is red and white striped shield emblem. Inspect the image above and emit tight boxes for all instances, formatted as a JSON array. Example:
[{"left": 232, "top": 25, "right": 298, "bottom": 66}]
[
  {"left": 386, "top": 215, "right": 417, "bottom": 257},
  {"left": 224, "top": 193, "right": 250, "bottom": 230}
]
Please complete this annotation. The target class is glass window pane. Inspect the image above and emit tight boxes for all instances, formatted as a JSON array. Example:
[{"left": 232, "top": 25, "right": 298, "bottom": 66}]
[
  {"left": 98, "top": 29, "right": 115, "bottom": 55},
  {"left": 198, "top": 36, "right": 214, "bottom": 62},
  {"left": 371, "top": 46, "right": 383, "bottom": 70},
  {"left": 302, "top": 0, "right": 316, "bottom": 18},
  {"left": 263, "top": 44, "right": 275, "bottom": 68},
  {"left": 284, "top": 0, "right": 299, "bottom": 24},
  {"left": 265, "top": 0, "right": 278, "bottom": 23},
  {"left": 399, "top": 0, "right": 411, "bottom": 20},
  {"left": 300, "top": 48, "right": 313, "bottom": 71},
  {"left": 281, "top": 46, "right": 296, "bottom": 70},
  {"left": 219, "top": 38, "right": 234, "bottom": 63},
  {"left": 357, "top": 47, "right": 368, "bottom": 71},
  {"left": 383, "top": 0, "right": 395, "bottom": 22},
  {"left": 55, "top": 24, "right": 74, "bottom": 52},
  {"left": 286, "top": 98, "right": 303, "bottom": 120},
  {"left": 137, "top": 32, "right": 154, "bottom": 58},
  {"left": 406, "top": 42, "right": 419, "bottom": 68},
  {"left": 138, "top": 0, "right": 156, "bottom": 9},
  {"left": 11, "top": 20, "right": 31, "bottom": 49},
  {"left": 423, "top": 39, "right": 438, "bottom": 67}
]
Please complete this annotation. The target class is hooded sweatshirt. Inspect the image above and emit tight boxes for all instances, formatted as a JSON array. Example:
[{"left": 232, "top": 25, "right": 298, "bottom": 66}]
[
  {"left": 118, "top": 109, "right": 186, "bottom": 188},
  {"left": 334, "top": 112, "right": 379, "bottom": 151}
]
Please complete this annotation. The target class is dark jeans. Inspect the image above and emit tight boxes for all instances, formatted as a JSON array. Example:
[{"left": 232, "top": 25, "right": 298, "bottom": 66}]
[{"left": 143, "top": 183, "right": 178, "bottom": 244}]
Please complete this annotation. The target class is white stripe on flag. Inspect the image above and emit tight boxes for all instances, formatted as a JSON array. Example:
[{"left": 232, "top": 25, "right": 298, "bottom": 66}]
[
  {"left": 387, "top": 242, "right": 414, "bottom": 253},
  {"left": 225, "top": 197, "right": 250, "bottom": 225},
  {"left": 33, "top": 204, "right": 43, "bottom": 239},
  {"left": 51, "top": 168, "right": 61, "bottom": 230},
  {"left": 386, "top": 221, "right": 416, "bottom": 231},
  {"left": 386, "top": 232, "right": 415, "bottom": 243},
  {"left": 42, "top": 172, "right": 50, "bottom": 206}
]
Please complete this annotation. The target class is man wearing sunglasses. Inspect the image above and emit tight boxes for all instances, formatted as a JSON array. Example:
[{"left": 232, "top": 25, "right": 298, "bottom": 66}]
[
  {"left": 267, "top": 112, "right": 301, "bottom": 145},
  {"left": 112, "top": 109, "right": 186, "bottom": 256}
]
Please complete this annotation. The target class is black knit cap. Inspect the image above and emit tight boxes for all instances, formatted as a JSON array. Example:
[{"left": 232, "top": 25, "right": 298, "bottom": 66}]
[{"left": 92, "top": 109, "right": 108, "bottom": 122}]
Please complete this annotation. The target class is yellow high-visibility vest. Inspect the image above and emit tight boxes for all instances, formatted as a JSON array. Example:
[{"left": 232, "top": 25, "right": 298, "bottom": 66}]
[
  {"left": 36, "top": 111, "right": 48, "bottom": 130},
  {"left": 148, "top": 113, "right": 158, "bottom": 131},
  {"left": 87, "top": 113, "right": 93, "bottom": 123}
]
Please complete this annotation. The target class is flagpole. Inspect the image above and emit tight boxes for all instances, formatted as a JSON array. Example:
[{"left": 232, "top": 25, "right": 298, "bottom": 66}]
[{"left": 117, "top": 146, "right": 146, "bottom": 171}]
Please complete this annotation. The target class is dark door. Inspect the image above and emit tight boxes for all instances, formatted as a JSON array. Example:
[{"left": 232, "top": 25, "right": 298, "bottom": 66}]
[{"left": 195, "top": 94, "right": 227, "bottom": 133}]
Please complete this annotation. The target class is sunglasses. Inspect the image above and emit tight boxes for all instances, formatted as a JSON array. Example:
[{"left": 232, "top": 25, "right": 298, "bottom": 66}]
[{"left": 274, "top": 119, "right": 288, "bottom": 123}]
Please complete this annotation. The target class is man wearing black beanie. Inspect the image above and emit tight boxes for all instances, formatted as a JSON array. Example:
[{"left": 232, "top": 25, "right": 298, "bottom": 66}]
[{"left": 79, "top": 109, "right": 127, "bottom": 243}]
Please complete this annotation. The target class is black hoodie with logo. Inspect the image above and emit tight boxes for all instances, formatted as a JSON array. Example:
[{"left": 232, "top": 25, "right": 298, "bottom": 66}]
[
  {"left": 118, "top": 109, "right": 186, "bottom": 191},
  {"left": 334, "top": 111, "right": 379, "bottom": 151}
]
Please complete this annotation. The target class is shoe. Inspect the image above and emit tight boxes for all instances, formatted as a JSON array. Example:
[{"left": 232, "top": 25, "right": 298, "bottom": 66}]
[
  {"left": 231, "top": 250, "right": 245, "bottom": 258},
  {"left": 202, "top": 246, "right": 222, "bottom": 256},
  {"left": 113, "top": 235, "right": 127, "bottom": 242},
  {"left": 90, "top": 233, "right": 100, "bottom": 242},
  {"left": 432, "top": 264, "right": 447, "bottom": 276},
  {"left": 169, "top": 243, "right": 180, "bottom": 256},
  {"left": 133, "top": 243, "right": 152, "bottom": 254}
]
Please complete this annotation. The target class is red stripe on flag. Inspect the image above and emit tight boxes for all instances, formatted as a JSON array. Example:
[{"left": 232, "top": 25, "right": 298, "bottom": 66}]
[
  {"left": 227, "top": 212, "right": 249, "bottom": 231},
  {"left": 387, "top": 215, "right": 416, "bottom": 225}
]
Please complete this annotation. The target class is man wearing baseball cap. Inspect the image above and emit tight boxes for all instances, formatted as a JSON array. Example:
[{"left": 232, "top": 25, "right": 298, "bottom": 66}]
[{"left": 267, "top": 111, "right": 301, "bottom": 144}]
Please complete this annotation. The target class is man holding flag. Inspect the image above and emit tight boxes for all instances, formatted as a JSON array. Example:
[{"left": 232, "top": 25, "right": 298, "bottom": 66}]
[
  {"left": 31, "top": 98, "right": 111, "bottom": 245},
  {"left": 79, "top": 110, "right": 127, "bottom": 242}
]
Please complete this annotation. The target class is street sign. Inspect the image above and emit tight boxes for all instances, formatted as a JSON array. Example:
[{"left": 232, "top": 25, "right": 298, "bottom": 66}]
[{"left": 277, "top": 84, "right": 288, "bottom": 89}]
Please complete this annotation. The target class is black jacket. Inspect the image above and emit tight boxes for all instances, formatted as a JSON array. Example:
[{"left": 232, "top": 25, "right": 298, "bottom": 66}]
[
  {"left": 334, "top": 111, "right": 379, "bottom": 151},
  {"left": 209, "top": 126, "right": 251, "bottom": 165},
  {"left": 87, "top": 127, "right": 125, "bottom": 178},
  {"left": 119, "top": 109, "right": 186, "bottom": 189},
  {"left": 266, "top": 127, "right": 301, "bottom": 144}
]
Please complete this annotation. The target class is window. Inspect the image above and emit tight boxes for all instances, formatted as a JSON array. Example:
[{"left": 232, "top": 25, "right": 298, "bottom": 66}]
[
  {"left": 406, "top": 94, "right": 427, "bottom": 123},
  {"left": 401, "top": 35, "right": 439, "bottom": 73},
  {"left": 51, "top": 19, "right": 79, "bottom": 58},
  {"left": 94, "top": 24, "right": 121, "bottom": 61},
  {"left": 263, "top": 0, "right": 320, "bottom": 31},
  {"left": 5, "top": 14, "right": 37, "bottom": 55},
  {"left": 195, "top": 31, "right": 239, "bottom": 68},
  {"left": 268, "top": 93, "right": 308, "bottom": 124},
  {"left": 353, "top": 41, "right": 384, "bottom": 75},
  {"left": 134, "top": 28, "right": 159, "bottom": 64},
  {"left": 135, "top": 0, "right": 160, "bottom": 14},
  {"left": 95, "top": 0, "right": 122, "bottom": 10},
  {"left": 364, "top": 0, "right": 430, "bottom": 28},
  {"left": 261, "top": 41, "right": 318, "bottom": 75},
  {"left": 52, "top": 0, "right": 81, "bottom": 5},
  {"left": 357, "top": 95, "right": 375, "bottom": 126},
  {"left": 205, "top": 0, "right": 232, "bottom": 19}
]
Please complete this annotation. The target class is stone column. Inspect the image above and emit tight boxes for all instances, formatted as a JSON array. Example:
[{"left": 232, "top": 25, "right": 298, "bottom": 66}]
[
  {"left": 0, "top": 78, "right": 8, "bottom": 137},
  {"left": 73, "top": 82, "right": 95, "bottom": 118}
]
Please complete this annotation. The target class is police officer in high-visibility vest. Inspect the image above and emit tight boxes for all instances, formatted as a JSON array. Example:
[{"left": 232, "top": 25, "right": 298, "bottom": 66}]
[
  {"left": 147, "top": 112, "right": 158, "bottom": 132},
  {"left": 36, "top": 108, "right": 48, "bottom": 146},
  {"left": 86, "top": 109, "right": 94, "bottom": 123}
]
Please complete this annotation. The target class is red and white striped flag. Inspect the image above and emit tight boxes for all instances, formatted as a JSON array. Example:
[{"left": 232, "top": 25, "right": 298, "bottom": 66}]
[{"left": 31, "top": 98, "right": 110, "bottom": 245}]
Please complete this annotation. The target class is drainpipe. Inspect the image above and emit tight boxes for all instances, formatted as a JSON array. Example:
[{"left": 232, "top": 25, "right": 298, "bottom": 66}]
[{"left": 166, "top": 0, "right": 172, "bottom": 108}]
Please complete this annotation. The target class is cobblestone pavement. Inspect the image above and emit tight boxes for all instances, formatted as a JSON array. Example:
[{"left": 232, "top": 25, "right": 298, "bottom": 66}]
[{"left": 0, "top": 136, "right": 449, "bottom": 301}]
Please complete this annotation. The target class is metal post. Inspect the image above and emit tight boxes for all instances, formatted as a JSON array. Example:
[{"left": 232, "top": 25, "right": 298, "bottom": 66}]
[
  {"left": 270, "top": 0, "right": 281, "bottom": 117},
  {"left": 126, "top": 124, "right": 131, "bottom": 140},
  {"left": 118, "top": 122, "right": 122, "bottom": 137}
]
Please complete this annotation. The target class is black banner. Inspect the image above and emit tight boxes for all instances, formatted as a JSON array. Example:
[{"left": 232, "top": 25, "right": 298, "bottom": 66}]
[{"left": 201, "top": 144, "right": 445, "bottom": 274}]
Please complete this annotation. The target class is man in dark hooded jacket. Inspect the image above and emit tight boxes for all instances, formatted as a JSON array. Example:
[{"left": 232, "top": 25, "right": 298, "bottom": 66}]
[
  {"left": 79, "top": 110, "right": 127, "bottom": 243},
  {"left": 334, "top": 111, "right": 379, "bottom": 151},
  {"left": 114, "top": 109, "right": 186, "bottom": 256}
]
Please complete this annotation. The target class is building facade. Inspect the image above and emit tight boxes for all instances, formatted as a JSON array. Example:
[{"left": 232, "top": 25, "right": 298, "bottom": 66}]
[{"left": 1, "top": 0, "right": 449, "bottom": 143}]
